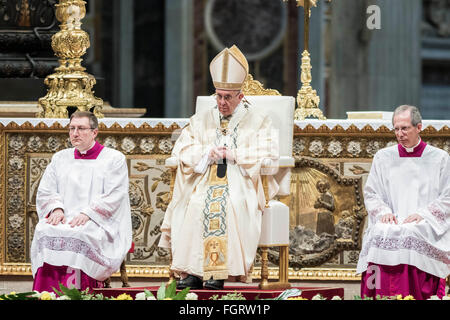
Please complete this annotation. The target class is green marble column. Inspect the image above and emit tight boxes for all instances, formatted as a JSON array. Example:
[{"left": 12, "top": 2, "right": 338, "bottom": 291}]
[
  {"left": 113, "top": 0, "right": 134, "bottom": 108},
  {"left": 329, "top": 0, "right": 421, "bottom": 118},
  {"left": 165, "top": 0, "right": 194, "bottom": 118}
]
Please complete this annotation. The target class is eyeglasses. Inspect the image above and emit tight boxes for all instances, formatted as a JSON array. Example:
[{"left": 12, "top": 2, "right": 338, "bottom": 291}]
[
  {"left": 394, "top": 126, "right": 412, "bottom": 133},
  {"left": 69, "top": 126, "right": 94, "bottom": 133},
  {"left": 215, "top": 92, "right": 240, "bottom": 102}
]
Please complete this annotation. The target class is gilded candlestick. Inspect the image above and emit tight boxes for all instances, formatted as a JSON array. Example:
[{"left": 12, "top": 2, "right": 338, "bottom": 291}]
[{"left": 38, "top": 0, "right": 103, "bottom": 118}]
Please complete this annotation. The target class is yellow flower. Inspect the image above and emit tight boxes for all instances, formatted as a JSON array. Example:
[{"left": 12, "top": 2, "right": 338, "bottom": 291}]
[
  {"left": 396, "top": 294, "right": 403, "bottom": 300},
  {"left": 288, "top": 297, "right": 308, "bottom": 300},
  {"left": 403, "top": 295, "right": 415, "bottom": 300},
  {"left": 40, "top": 292, "right": 53, "bottom": 300},
  {"left": 163, "top": 298, "right": 173, "bottom": 300},
  {"left": 9, "top": 291, "right": 16, "bottom": 295},
  {"left": 115, "top": 293, "right": 133, "bottom": 300}
]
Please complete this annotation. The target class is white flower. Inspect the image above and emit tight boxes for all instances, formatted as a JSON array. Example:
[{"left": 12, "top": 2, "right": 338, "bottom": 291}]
[
  {"left": 331, "top": 296, "right": 342, "bottom": 300},
  {"left": 135, "top": 291, "right": 156, "bottom": 300},
  {"left": 56, "top": 295, "right": 71, "bottom": 300},
  {"left": 185, "top": 292, "right": 198, "bottom": 300},
  {"left": 442, "top": 295, "right": 450, "bottom": 300},
  {"left": 135, "top": 292, "right": 147, "bottom": 300},
  {"left": 311, "top": 293, "right": 326, "bottom": 300},
  {"left": 427, "top": 295, "right": 441, "bottom": 300}
]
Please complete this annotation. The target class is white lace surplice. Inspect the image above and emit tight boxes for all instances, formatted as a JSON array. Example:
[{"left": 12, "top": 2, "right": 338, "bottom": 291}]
[
  {"left": 357, "top": 145, "right": 450, "bottom": 278},
  {"left": 30, "top": 147, "right": 132, "bottom": 281}
]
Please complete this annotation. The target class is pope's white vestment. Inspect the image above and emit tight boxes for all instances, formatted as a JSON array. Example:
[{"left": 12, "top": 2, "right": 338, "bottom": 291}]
[
  {"left": 159, "top": 103, "right": 279, "bottom": 281},
  {"left": 31, "top": 146, "right": 132, "bottom": 281},
  {"left": 357, "top": 144, "right": 450, "bottom": 279}
]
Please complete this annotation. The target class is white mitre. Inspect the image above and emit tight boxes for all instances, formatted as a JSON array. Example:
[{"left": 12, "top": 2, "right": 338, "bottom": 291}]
[{"left": 210, "top": 45, "right": 249, "bottom": 90}]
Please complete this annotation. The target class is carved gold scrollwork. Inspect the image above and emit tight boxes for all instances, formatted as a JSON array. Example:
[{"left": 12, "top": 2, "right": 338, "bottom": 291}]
[{"left": 242, "top": 74, "right": 281, "bottom": 96}]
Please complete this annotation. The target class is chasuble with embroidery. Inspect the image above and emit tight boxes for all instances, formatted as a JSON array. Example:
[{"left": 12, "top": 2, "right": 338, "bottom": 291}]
[{"left": 159, "top": 103, "right": 279, "bottom": 282}]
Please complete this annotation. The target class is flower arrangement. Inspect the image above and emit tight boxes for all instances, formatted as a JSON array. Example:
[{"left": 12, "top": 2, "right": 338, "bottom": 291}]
[
  {"left": 287, "top": 294, "right": 342, "bottom": 300},
  {"left": 1, "top": 283, "right": 449, "bottom": 301},
  {"left": 353, "top": 294, "right": 450, "bottom": 300}
]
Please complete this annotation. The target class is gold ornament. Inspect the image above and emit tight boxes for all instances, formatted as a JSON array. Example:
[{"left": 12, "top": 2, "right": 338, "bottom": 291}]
[
  {"left": 38, "top": 0, "right": 103, "bottom": 118},
  {"left": 295, "top": 50, "right": 325, "bottom": 120},
  {"left": 284, "top": 0, "right": 331, "bottom": 120}
]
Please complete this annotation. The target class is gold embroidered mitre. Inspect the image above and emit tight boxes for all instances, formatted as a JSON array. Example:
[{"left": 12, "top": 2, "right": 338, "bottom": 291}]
[{"left": 210, "top": 45, "right": 249, "bottom": 91}]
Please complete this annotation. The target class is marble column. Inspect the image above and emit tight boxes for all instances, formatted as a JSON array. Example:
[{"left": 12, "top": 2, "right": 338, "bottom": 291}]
[
  {"left": 165, "top": 0, "right": 194, "bottom": 118},
  {"left": 113, "top": 0, "right": 134, "bottom": 108},
  {"left": 329, "top": 0, "right": 422, "bottom": 118}
]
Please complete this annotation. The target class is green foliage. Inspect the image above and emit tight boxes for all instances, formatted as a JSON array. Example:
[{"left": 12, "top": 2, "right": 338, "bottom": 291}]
[
  {"left": 156, "top": 280, "right": 190, "bottom": 300},
  {"left": 0, "top": 292, "right": 38, "bottom": 300},
  {"left": 53, "top": 283, "right": 83, "bottom": 300}
]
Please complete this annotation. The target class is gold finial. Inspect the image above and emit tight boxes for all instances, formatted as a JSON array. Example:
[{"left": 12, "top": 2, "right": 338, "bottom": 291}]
[{"left": 37, "top": 0, "right": 103, "bottom": 118}]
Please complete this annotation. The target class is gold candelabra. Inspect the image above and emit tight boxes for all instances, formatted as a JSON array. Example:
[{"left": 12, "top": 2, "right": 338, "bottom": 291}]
[
  {"left": 284, "top": 0, "right": 330, "bottom": 120},
  {"left": 38, "top": 0, "right": 103, "bottom": 118}
]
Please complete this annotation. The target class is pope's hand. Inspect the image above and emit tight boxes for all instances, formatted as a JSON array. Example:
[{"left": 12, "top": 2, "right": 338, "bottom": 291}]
[
  {"left": 209, "top": 146, "right": 227, "bottom": 162},
  {"left": 224, "top": 148, "right": 235, "bottom": 163},
  {"left": 380, "top": 213, "right": 398, "bottom": 224},
  {"left": 47, "top": 208, "right": 66, "bottom": 225},
  {"left": 403, "top": 214, "right": 423, "bottom": 224},
  {"left": 69, "top": 213, "right": 90, "bottom": 228}
]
